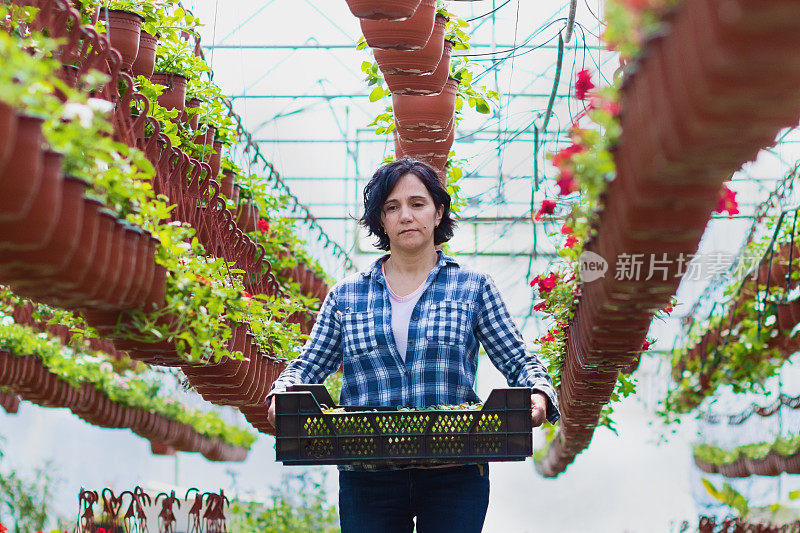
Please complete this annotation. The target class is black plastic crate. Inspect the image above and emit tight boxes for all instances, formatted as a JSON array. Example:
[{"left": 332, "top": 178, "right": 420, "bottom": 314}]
[{"left": 274, "top": 385, "right": 532, "bottom": 466}]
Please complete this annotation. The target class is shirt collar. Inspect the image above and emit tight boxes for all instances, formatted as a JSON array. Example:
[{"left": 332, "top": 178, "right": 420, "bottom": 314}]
[{"left": 361, "top": 250, "right": 458, "bottom": 283}]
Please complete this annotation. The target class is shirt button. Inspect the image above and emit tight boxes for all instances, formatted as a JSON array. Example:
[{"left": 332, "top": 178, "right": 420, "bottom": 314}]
[
  {"left": 412, "top": 316, "right": 418, "bottom": 321},
  {"left": 409, "top": 341, "right": 414, "bottom": 346}
]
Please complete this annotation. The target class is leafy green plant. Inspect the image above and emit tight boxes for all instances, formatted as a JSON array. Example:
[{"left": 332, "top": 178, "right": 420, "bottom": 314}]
[
  {"left": 0, "top": 318, "right": 256, "bottom": 447},
  {"left": 228, "top": 472, "right": 339, "bottom": 533},
  {"left": 0, "top": 458, "right": 66, "bottom": 533}
]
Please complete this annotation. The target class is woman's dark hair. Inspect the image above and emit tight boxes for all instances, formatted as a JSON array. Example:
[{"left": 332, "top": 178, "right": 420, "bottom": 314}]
[{"left": 360, "top": 158, "right": 456, "bottom": 251}]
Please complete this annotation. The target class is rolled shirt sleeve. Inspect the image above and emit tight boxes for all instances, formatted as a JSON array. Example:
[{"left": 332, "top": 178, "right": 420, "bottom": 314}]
[{"left": 474, "top": 274, "right": 561, "bottom": 423}]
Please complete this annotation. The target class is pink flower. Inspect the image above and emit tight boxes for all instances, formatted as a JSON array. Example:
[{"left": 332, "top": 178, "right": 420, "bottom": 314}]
[
  {"left": 715, "top": 184, "right": 738, "bottom": 217},
  {"left": 556, "top": 170, "right": 578, "bottom": 195},
  {"left": 561, "top": 223, "right": 573, "bottom": 235},
  {"left": 552, "top": 143, "right": 585, "bottom": 168},
  {"left": 257, "top": 218, "right": 270, "bottom": 234},
  {"left": 534, "top": 200, "right": 557, "bottom": 221},
  {"left": 575, "top": 69, "right": 595, "bottom": 100}
]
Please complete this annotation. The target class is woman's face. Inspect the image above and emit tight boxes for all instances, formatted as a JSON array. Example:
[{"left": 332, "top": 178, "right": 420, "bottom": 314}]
[{"left": 380, "top": 172, "right": 444, "bottom": 253}]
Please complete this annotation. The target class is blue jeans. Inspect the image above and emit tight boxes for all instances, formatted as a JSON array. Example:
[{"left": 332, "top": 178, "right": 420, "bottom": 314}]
[{"left": 339, "top": 464, "right": 490, "bottom": 533}]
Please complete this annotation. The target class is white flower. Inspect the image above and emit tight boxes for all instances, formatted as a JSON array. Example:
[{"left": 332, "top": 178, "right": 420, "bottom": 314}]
[
  {"left": 87, "top": 97, "right": 114, "bottom": 114},
  {"left": 62, "top": 102, "right": 94, "bottom": 128}
]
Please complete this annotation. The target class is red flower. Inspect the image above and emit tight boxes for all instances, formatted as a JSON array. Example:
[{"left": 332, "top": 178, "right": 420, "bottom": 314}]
[
  {"left": 564, "top": 235, "right": 579, "bottom": 248},
  {"left": 242, "top": 291, "right": 253, "bottom": 299},
  {"left": 715, "top": 185, "right": 738, "bottom": 217},
  {"left": 662, "top": 304, "right": 673, "bottom": 314},
  {"left": 641, "top": 340, "right": 651, "bottom": 351},
  {"left": 556, "top": 170, "right": 578, "bottom": 195},
  {"left": 575, "top": 69, "right": 595, "bottom": 101},
  {"left": 534, "top": 199, "right": 557, "bottom": 221},
  {"left": 533, "top": 301, "right": 548, "bottom": 312},
  {"left": 257, "top": 218, "right": 270, "bottom": 234},
  {"left": 552, "top": 143, "right": 585, "bottom": 169},
  {"left": 529, "top": 275, "right": 539, "bottom": 288},
  {"left": 0, "top": 523, "right": 8, "bottom": 533},
  {"left": 561, "top": 223, "right": 573, "bottom": 235},
  {"left": 541, "top": 333, "right": 556, "bottom": 343},
  {"left": 537, "top": 273, "right": 559, "bottom": 293}
]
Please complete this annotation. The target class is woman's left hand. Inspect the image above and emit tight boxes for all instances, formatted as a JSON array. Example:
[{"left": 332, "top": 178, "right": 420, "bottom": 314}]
[{"left": 530, "top": 391, "right": 548, "bottom": 427}]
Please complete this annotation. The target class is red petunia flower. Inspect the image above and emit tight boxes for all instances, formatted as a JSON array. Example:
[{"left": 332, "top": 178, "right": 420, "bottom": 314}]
[
  {"left": 556, "top": 170, "right": 578, "bottom": 196},
  {"left": 575, "top": 69, "right": 595, "bottom": 101},
  {"left": 541, "top": 333, "right": 556, "bottom": 343},
  {"left": 564, "top": 235, "right": 579, "bottom": 248},
  {"left": 257, "top": 218, "right": 270, "bottom": 234},
  {"left": 537, "top": 273, "right": 559, "bottom": 293},
  {"left": 533, "top": 301, "right": 548, "bottom": 312},
  {"left": 552, "top": 143, "right": 585, "bottom": 169},
  {"left": 561, "top": 223, "right": 573, "bottom": 235},
  {"left": 641, "top": 340, "right": 651, "bottom": 351},
  {"left": 534, "top": 199, "right": 557, "bottom": 221},
  {"left": 0, "top": 522, "right": 8, "bottom": 533},
  {"left": 715, "top": 184, "right": 738, "bottom": 218}
]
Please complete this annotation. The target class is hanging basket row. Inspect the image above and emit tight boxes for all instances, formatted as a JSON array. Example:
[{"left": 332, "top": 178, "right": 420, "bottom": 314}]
[
  {"left": 346, "top": 0, "right": 455, "bottom": 178},
  {"left": 694, "top": 448, "right": 800, "bottom": 477},
  {"left": 538, "top": 0, "right": 800, "bottom": 478},
  {"left": 0, "top": 350, "right": 248, "bottom": 461}
]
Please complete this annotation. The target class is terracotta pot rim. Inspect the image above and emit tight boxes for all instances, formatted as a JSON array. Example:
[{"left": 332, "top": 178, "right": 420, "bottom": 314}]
[{"left": 99, "top": 8, "right": 145, "bottom": 22}]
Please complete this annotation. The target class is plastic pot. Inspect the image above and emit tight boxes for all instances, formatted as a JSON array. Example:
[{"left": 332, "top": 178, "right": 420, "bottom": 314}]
[
  {"left": 220, "top": 170, "right": 235, "bottom": 199},
  {"left": 131, "top": 30, "right": 157, "bottom": 78},
  {"left": 99, "top": 9, "right": 143, "bottom": 71},
  {"left": 384, "top": 40, "right": 452, "bottom": 96},
  {"left": 360, "top": 0, "right": 435, "bottom": 50},
  {"left": 374, "top": 15, "right": 446, "bottom": 75},
  {"left": 0, "top": 115, "right": 44, "bottom": 223},
  {"left": 150, "top": 72, "right": 188, "bottom": 111},
  {"left": 0, "top": 150, "right": 63, "bottom": 251},
  {"left": 0, "top": 176, "right": 87, "bottom": 282},
  {"left": 345, "top": 0, "right": 422, "bottom": 20},
  {"left": 393, "top": 77, "right": 458, "bottom": 132},
  {"left": 0, "top": 102, "right": 17, "bottom": 178}
]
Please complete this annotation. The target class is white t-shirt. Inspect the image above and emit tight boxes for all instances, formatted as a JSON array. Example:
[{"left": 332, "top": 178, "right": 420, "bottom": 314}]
[{"left": 383, "top": 264, "right": 426, "bottom": 362}]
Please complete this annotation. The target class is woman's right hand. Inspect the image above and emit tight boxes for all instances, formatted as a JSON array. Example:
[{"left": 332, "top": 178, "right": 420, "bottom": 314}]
[{"left": 267, "top": 396, "right": 276, "bottom": 428}]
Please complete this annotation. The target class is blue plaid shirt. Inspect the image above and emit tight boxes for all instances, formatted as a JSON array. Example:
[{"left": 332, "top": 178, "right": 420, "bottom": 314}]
[{"left": 270, "top": 251, "right": 560, "bottom": 424}]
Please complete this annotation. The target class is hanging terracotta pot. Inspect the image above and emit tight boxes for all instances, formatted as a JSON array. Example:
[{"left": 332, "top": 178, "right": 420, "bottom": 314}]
[
  {"left": 184, "top": 97, "right": 202, "bottom": 129},
  {"left": 394, "top": 119, "right": 454, "bottom": 158},
  {"left": 360, "top": 0, "right": 436, "bottom": 50},
  {"left": 375, "top": 15, "right": 446, "bottom": 75},
  {"left": 220, "top": 170, "right": 235, "bottom": 199},
  {"left": 131, "top": 30, "right": 158, "bottom": 78},
  {"left": 0, "top": 176, "right": 87, "bottom": 284},
  {"left": 393, "top": 77, "right": 458, "bottom": 131},
  {"left": 99, "top": 9, "right": 144, "bottom": 71},
  {"left": 0, "top": 114, "right": 44, "bottom": 223},
  {"left": 384, "top": 40, "right": 452, "bottom": 95},
  {"left": 0, "top": 150, "right": 63, "bottom": 251},
  {"left": 0, "top": 103, "right": 17, "bottom": 179},
  {"left": 345, "top": 0, "right": 422, "bottom": 20},
  {"left": 199, "top": 140, "right": 223, "bottom": 178},
  {"left": 150, "top": 72, "right": 188, "bottom": 111},
  {"left": 57, "top": 208, "right": 113, "bottom": 300}
]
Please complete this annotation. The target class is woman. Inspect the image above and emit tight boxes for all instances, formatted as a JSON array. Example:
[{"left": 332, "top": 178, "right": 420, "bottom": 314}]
[{"left": 267, "top": 158, "right": 560, "bottom": 533}]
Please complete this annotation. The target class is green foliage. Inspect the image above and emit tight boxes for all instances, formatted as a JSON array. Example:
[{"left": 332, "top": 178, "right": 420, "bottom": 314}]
[
  {"left": 702, "top": 479, "right": 750, "bottom": 517},
  {"left": 229, "top": 472, "right": 339, "bottom": 533},
  {"left": 0, "top": 457, "right": 64, "bottom": 533},
  {"left": 0, "top": 317, "right": 256, "bottom": 448}
]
